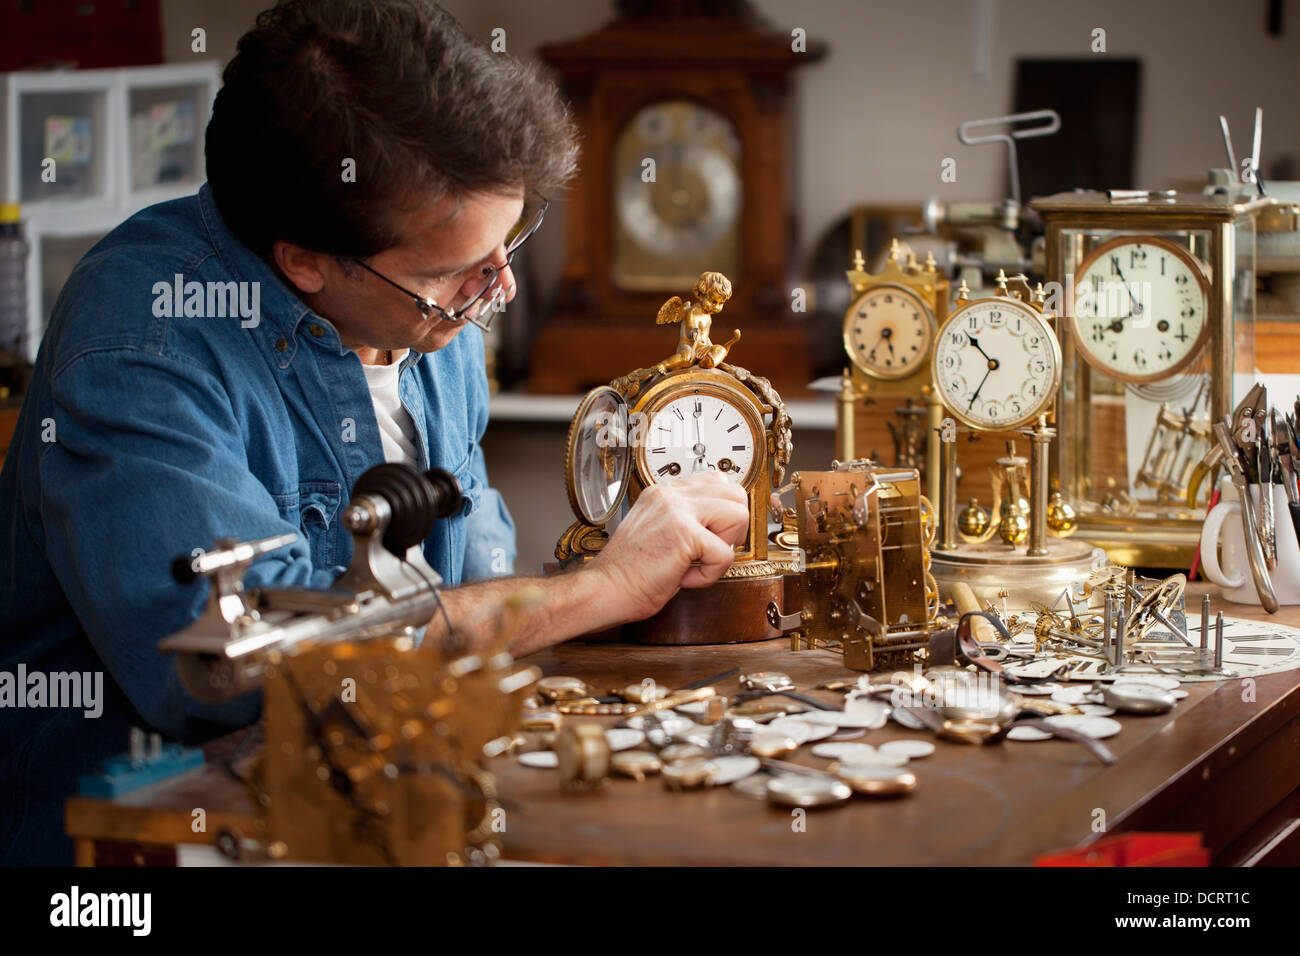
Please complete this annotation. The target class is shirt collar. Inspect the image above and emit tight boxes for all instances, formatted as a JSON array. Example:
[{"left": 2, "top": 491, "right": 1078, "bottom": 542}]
[{"left": 197, "top": 183, "right": 429, "bottom": 373}]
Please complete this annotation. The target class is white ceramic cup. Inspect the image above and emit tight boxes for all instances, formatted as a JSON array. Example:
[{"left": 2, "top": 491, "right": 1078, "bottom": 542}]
[{"left": 1199, "top": 477, "right": 1300, "bottom": 606}]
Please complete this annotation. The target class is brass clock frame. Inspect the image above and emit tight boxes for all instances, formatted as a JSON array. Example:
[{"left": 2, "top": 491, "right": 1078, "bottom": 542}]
[
  {"left": 1033, "top": 190, "right": 1295, "bottom": 567},
  {"left": 628, "top": 368, "right": 771, "bottom": 562},
  {"left": 842, "top": 240, "right": 945, "bottom": 393},
  {"left": 843, "top": 282, "right": 936, "bottom": 382},
  {"left": 1070, "top": 235, "right": 1212, "bottom": 386},
  {"left": 837, "top": 239, "right": 950, "bottom": 509},
  {"left": 931, "top": 282, "right": 1063, "bottom": 433}
]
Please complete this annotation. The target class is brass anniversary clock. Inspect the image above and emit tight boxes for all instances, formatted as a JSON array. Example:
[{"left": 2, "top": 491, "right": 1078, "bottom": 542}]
[
  {"left": 1032, "top": 191, "right": 1291, "bottom": 567},
  {"left": 928, "top": 272, "right": 1101, "bottom": 607},
  {"left": 837, "top": 239, "right": 949, "bottom": 507},
  {"left": 554, "top": 271, "right": 796, "bottom": 645}
]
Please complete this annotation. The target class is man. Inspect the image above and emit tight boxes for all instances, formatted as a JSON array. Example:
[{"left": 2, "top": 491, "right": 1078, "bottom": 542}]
[{"left": 0, "top": 0, "right": 747, "bottom": 864}]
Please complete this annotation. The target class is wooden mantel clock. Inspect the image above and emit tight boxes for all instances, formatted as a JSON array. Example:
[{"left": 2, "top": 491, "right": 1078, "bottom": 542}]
[{"left": 528, "top": 0, "right": 825, "bottom": 395}]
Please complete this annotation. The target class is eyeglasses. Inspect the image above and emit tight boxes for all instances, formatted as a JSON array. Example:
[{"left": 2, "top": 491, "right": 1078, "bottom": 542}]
[{"left": 354, "top": 197, "right": 547, "bottom": 333}]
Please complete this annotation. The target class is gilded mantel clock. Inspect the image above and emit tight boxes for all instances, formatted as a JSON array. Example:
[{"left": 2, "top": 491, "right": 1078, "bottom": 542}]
[
  {"left": 528, "top": 0, "right": 825, "bottom": 395},
  {"left": 554, "top": 271, "right": 797, "bottom": 645}
]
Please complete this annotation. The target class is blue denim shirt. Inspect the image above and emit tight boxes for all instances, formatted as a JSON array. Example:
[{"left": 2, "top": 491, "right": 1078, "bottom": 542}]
[{"left": 0, "top": 184, "right": 515, "bottom": 863}]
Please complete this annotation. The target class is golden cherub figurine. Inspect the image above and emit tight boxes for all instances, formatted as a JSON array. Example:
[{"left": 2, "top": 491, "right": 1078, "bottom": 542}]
[
  {"left": 654, "top": 271, "right": 741, "bottom": 372},
  {"left": 612, "top": 271, "right": 740, "bottom": 397}
]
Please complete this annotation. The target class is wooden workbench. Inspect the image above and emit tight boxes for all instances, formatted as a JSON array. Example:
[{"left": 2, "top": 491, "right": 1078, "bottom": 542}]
[{"left": 66, "top": 584, "right": 1300, "bottom": 866}]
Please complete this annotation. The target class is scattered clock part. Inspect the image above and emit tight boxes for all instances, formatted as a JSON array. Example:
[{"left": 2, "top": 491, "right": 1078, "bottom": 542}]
[
  {"left": 748, "top": 732, "right": 800, "bottom": 759},
  {"left": 831, "top": 763, "right": 918, "bottom": 797},
  {"left": 1098, "top": 682, "right": 1176, "bottom": 715},
  {"left": 739, "top": 671, "right": 796, "bottom": 693},
  {"left": 707, "top": 756, "right": 762, "bottom": 786},
  {"left": 766, "top": 774, "right": 853, "bottom": 808},
  {"left": 536, "top": 676, "right": 590, "bottom": 703},
  {"left": 663, "top": 757, "right": 717, "bottom": 791},
  {"left": 555, "top": 723, "right": 612, "bottom": 787},
  {"left": 879, "top": 739, "right": 936, "bottom": 759},
  {"left": 811, "top": 741, "right": 877, "bottom": 761},
  {"left": 518, "top": 751, "right": 560, "bottom": 769},
  {"left": 611, "top": 750, "right": 663, "bottom": 782},
  {"left": 767, "top": 716, "right": 836, "bottom": 742},
  {"left": 658, "top": 743, "right": 710, "bottom": 763},
  {"left": 1043, "top": 714, "right": 1122, "bottom": 740},
  {"left": 1006, "top": 725, "right": 1053, "bottom": 742},
  {"left": 605, "top": 728, "right": 647, "bottom": 752}
]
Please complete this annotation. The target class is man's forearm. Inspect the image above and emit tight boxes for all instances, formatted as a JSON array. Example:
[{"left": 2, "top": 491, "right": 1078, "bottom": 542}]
[{"left": 433, "top": 565, "right": 622, "bottom": 657}]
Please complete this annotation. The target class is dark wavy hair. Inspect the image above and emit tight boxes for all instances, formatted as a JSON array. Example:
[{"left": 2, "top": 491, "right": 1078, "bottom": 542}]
[{"left": 205, "top": 0, "right": 578, "bottom": 259}]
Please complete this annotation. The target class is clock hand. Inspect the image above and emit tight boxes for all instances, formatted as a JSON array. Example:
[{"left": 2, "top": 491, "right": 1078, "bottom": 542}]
[
  {"left": 1107, "top": 263, "right": 1144, "bottom": 332},
  {"left": 868, "top": 333, "right": 886, "bottom": 361},
  {"left": 967, "top": 366, "right": 993, "bottom": 411},
  {"left": 967, "top": 335, "right": 992, "bottom": 363}
]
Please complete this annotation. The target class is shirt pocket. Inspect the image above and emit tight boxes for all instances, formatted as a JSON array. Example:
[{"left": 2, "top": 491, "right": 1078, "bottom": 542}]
[{"left": 296, "top": 480, "right": 343, "bottom": 571}]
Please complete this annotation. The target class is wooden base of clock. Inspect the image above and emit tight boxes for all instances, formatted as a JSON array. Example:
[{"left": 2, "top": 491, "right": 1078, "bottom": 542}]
[
  {"left": 528, "top": 321, "right": 813, "bottom": 397},
  {"left": 548, "top": 565, "right": 802, "bottom": 646},
  {"left": 623, "top": 569, "right": 800, "bottom": 645}
]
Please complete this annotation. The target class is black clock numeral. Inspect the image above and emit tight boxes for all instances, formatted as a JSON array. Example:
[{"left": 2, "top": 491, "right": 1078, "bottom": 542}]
[
  {"left": 650, "top": 446, "right": 667, "bottom": 454},
  {"left": 726, "top": 423, "right": 740, "bottom": 433},
  {"left": 1176, "top": 324, "right": 1189, "bottom": 342},
  {"left": 1160, "top": 256, "right": 1167, "bottom": 276},
  {"left": 1110, "top": 255, "right": 1121, "bottom": 275},
  {"left": 731, "top": 444, "right": 747, "bottom": 451},
  {"left": 672, "top": 407, "right": 684, "bottom": 421},
  {"left": 1092, "top": 323, "right": 1106, "bottom": 343},
  {"left": 1134, "top": 348, "right": 1147, "bottom": 367}
]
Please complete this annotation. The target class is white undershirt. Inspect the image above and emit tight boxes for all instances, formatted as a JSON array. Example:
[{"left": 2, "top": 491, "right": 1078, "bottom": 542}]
[{"left": 361, "top": 350, "right": 420, "bottom": 467}]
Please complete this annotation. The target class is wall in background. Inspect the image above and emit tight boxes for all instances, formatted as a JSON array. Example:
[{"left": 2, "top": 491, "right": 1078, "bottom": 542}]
[{"left": 161, "top": 0, "right": 1300, "bottom": 298}]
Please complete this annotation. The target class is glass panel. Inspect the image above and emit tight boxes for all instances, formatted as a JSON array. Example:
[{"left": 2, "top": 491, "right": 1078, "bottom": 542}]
[
  {"left": 1057, "top": 227, "right": 1217, "bottom": 520},
  {"left": 570, "top": 387, "right": 630, "bottom": 524}
]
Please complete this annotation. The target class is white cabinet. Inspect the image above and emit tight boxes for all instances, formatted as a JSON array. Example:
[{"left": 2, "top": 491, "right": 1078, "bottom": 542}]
[{"left": 1, "top": 62, "right": 221, "bottom": 360}]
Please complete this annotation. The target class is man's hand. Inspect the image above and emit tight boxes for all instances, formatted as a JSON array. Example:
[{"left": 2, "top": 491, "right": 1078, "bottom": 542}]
[{"left": 589, "top": 473, "right": 749, "bottom": 624}]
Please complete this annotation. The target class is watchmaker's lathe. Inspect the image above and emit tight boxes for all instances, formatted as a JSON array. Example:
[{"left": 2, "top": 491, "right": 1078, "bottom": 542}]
[
  {"left": 553, "top": 271, "right": 798, "bottom": 645},
  {"left": 159, "top": 463, "right": 539, "bottom": 866},
  {"left": 928, "top": 272, "right": 1104, "bottom": 607}
]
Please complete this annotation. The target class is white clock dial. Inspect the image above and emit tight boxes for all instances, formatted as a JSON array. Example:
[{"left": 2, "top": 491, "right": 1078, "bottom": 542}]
[
  {"left": 1072, "top": 237, "right": 1210, "bottom": 383},
  {"left": 933, "top": 298, "right": 1060, "bottom": 430},
  {"left": 844, "top": 285, "right": 934, "bottom": 380},
  {"left": 641, "top": 393, "right": 760, "bottom": 486}
]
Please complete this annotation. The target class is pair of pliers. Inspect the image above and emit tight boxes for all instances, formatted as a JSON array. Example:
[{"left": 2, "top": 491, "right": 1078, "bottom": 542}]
[{"left": 1212, "top": 420, "right": 1278, "bottom": 612}]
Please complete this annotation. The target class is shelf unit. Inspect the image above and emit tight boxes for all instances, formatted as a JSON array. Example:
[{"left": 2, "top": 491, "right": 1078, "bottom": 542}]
[{"left": 1, "top": 62, "right": 221, "bottom": 361}]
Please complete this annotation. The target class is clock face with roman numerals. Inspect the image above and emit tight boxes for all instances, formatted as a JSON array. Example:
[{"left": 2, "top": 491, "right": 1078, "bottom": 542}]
[
  {"left": 932, "top": 296, "right": 1061, "bottom": 430},
  {"left": 843, "top": 284, "right": 935, "bottom": 380},
  {"left": 637, "top": 388, "right": 762, "bottom": 489},
  {"left": 1071, "top": 236, "right": 1211, "bottom": 384}
]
